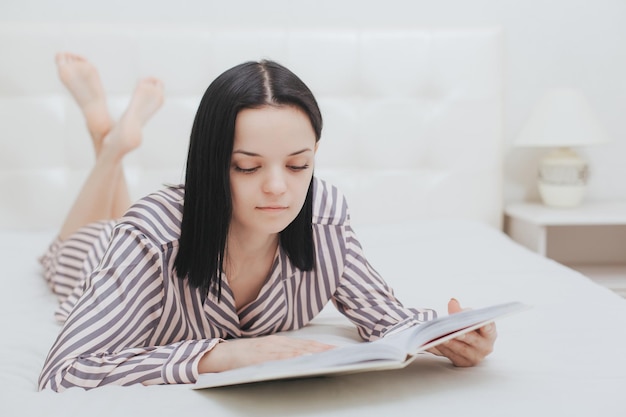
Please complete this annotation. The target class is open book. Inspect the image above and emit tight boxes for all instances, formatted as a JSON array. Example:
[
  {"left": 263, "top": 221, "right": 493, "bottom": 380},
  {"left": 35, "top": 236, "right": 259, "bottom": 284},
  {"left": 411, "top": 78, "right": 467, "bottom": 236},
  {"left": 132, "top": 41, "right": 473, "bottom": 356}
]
[{"left": 193, "top": 301, "right": 528, "bottom": 389}]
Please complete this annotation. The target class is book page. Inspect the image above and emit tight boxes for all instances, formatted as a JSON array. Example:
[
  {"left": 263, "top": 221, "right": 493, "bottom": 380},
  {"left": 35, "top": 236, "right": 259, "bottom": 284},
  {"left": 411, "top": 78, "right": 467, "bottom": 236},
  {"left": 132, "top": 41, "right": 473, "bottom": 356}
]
[
  {"left": 396, "top": 301, "right": 529, "bottom": 353},
  {"left": 194, "top": 337, "right": 407, "bottom": 389}
]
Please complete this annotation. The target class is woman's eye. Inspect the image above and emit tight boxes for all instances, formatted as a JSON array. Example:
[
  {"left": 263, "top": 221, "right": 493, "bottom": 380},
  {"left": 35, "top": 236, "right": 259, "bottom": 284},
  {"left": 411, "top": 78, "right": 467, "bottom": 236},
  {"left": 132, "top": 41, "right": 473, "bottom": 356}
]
[
  {"left": 234, "top": 166, "right": 259, "bottom": 174},
  {"left": 288, "top": 164, "right": 310, "bottom": 172}
]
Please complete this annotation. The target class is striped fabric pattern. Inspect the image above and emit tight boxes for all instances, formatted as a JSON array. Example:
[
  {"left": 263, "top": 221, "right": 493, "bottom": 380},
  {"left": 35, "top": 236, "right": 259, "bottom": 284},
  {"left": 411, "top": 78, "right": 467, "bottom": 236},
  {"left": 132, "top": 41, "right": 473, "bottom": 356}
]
[
  {"left": 38, "top": 178, "right": 435, "bottom": 392},
  {"left": 40, "top": 220, "right": 117, "bottom": 322}
]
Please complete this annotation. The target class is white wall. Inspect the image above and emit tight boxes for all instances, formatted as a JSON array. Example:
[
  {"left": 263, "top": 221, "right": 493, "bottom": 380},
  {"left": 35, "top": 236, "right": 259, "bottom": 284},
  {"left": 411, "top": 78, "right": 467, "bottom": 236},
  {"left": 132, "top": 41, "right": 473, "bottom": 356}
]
[{"left": 1, "top": 0, "right": 624, "bottom": 204}]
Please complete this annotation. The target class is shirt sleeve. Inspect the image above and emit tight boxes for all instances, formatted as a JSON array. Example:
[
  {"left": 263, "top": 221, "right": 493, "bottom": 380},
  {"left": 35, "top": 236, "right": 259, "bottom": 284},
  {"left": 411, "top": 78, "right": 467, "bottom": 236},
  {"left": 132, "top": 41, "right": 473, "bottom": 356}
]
[
  {"left": 332, "top": 222, "right": 437, "bottom": 341},
  {"left": 38, "top": 224, "right": 219, "bottom": 392}
]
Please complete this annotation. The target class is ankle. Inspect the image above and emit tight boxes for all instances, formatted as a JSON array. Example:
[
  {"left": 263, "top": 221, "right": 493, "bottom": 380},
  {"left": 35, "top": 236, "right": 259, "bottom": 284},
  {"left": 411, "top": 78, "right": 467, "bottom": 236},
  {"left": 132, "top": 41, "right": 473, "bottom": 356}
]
[{"left": 101, "top": 120, "right": 143, "bottom": 158}]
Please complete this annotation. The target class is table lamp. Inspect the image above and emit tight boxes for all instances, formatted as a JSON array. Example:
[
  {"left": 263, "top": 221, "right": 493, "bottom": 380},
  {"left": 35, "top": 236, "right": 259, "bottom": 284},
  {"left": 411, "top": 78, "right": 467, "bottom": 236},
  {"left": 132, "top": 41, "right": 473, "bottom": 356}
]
[{"left": 515, "top": 88, "right": 611, "bottom": 207}]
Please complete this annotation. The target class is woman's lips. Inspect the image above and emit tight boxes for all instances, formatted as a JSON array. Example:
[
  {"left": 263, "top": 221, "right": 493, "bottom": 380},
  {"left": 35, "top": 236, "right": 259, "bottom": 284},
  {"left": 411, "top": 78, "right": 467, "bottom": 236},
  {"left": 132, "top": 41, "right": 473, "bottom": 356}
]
[{"left": 257, "top": 206, "right": 288, "bottom": 212}]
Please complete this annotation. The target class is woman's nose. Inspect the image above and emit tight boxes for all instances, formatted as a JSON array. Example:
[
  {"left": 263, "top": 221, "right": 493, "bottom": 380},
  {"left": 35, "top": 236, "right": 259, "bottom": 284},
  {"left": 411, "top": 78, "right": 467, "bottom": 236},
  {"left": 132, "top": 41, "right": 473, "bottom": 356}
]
[{"left": 262, "top": 168, "right": 287, "bottom": 195}]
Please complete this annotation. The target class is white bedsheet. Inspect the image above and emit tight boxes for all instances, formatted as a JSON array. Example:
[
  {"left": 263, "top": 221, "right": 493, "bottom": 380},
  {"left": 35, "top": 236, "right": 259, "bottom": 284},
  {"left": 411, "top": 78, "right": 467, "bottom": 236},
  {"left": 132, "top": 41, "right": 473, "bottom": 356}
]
[{"left": 1, "top": 221, "right": 625, "bottom": 416}]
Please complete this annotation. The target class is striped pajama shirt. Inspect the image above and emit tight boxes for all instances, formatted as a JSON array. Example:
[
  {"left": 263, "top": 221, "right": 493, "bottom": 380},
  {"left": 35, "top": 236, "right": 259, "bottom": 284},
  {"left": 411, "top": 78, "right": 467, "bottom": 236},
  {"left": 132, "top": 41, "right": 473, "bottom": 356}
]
[{"left": 38, "top": 178, "right": 435, "bottom": 392}]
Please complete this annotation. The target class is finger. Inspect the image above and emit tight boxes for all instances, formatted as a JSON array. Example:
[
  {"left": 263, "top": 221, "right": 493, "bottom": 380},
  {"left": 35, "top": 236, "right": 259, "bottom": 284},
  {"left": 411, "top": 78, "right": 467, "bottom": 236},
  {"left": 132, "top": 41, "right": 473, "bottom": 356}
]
[
  {"left": 448, "top": 298, "right": 462, "bottom": 314},
  {"left": 435, "top": 341, "right": 477, "bottom": 367},
  {"left": 296, "top": 340, "right": 336, "bottom": 354},
  {"left": 284, "top": 337, "right": 336, "bottom": 352},
  {"left": 438, "top": 330, "right": 495, "bottom": 366},
  {"left": 426, "top": 346, "right": 443, "bottom": 357},
  {"left": 478, "top": 322, "right": 498, "bottom": 341},
  {"left": 264, "top": 337, "right": 335, "bottom": 358},
  {"left": 457, "top": 330, "right": 495, "bottom": 357}
]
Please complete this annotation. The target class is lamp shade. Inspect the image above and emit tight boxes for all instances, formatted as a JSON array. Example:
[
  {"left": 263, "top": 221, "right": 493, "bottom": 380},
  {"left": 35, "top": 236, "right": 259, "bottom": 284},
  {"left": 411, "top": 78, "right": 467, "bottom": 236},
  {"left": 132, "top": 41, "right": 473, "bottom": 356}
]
[{"left": 515, "top": 88, "right": 611, "bottom": 147}]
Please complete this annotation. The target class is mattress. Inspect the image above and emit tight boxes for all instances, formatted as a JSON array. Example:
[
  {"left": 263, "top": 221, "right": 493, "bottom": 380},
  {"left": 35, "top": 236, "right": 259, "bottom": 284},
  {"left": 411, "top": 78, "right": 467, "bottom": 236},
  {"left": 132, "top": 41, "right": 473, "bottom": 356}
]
[{"left": 2, "top": 220, "right": 624, "bottom": 416}]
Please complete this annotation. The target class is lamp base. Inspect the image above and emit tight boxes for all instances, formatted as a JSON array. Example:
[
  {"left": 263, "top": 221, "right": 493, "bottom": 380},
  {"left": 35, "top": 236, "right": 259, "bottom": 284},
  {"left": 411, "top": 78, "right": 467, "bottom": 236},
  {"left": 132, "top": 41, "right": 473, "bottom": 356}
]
[
  {"left": 537, "top": 147, "right": 588, "bottom": 208},
  {"left": 539, "top": 183, "right": 586, "bottom": 207}
]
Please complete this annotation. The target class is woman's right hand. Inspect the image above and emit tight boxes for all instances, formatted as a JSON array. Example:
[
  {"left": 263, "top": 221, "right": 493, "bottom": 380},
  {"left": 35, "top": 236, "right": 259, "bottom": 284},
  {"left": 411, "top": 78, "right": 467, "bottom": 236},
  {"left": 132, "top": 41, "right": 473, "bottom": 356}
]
[{"left": 198, "top": 335, "right": 335, "bottom": 374}]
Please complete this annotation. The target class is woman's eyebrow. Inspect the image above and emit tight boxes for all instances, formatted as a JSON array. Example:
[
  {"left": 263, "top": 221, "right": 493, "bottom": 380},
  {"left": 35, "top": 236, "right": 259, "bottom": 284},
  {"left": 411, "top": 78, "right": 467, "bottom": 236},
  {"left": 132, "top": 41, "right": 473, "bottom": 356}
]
[
  {"left": 232, "top": 148, "right": 313, "bottom": 157},
  {"left": 288, "top": 148, "right": 314, "bottom": 156},
  {"left": 232, "top": 150, "right": 260, "bottom": 156}
]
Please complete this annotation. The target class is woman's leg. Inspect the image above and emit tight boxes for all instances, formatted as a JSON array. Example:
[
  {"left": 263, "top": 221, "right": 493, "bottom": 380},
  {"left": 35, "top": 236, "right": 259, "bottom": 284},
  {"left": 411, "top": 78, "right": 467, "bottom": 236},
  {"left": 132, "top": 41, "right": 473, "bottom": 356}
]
[
  {"left": 107, "top": 76, "right": 165, "bottom": 219},
  {"left": 55, "top": 53, "right": 164, "bottom": 240}
]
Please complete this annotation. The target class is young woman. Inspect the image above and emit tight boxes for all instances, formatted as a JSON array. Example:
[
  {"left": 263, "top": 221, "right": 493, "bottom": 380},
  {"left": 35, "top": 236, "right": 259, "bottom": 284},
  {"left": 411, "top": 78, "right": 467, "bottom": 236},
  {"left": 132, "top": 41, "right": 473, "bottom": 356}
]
[{"left": 38, "top": 53, "right": 497, "bottom": 392}]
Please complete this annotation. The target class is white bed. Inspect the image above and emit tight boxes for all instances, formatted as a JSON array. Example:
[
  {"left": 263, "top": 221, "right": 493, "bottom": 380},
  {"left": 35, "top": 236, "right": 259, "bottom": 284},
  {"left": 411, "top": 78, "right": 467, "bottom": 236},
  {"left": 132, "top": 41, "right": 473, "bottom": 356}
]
[{"left": 1, "top": 24, "right": 625, "bottom": 416}]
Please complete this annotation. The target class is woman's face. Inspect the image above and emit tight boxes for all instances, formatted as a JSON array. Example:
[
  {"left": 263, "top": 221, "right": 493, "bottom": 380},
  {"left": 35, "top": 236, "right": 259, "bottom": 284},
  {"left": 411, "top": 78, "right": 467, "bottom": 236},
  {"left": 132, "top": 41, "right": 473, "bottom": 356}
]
[{"left": 229, "top": 105, "right": 317, "bottom": 238}]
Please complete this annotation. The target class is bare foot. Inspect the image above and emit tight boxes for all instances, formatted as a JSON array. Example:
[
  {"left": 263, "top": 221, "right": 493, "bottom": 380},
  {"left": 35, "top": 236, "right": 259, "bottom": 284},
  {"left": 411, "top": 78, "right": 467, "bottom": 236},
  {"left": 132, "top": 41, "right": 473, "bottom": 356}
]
[
  {"left": 101, "top": 77, "right": 164, "bottom": 158},
  {"left": 55, "top": 52, "right": 113, "bottom": 149}
]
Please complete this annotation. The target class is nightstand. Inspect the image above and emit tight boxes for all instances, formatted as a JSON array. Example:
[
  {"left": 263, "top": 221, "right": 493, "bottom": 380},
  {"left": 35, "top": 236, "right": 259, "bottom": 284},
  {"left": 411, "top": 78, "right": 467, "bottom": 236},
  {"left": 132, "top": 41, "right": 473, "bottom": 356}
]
[{"left": 504, "top": 201, "right": 626, "bottom": 297}]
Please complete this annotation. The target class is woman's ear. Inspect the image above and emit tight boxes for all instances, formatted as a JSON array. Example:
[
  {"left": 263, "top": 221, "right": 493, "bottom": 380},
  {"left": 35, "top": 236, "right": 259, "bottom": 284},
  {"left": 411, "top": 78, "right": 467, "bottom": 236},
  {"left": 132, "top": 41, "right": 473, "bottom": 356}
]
[{"left": 314, "top": 141, "right": 320, "bottom": 154}]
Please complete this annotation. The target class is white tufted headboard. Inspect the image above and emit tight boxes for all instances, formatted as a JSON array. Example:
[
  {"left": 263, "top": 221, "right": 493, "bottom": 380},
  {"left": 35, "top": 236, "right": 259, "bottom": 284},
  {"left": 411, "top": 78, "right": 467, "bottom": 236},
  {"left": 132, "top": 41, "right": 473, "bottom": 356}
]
[{"left": 0, "top": 24, "right": 503, "bottom": 231}]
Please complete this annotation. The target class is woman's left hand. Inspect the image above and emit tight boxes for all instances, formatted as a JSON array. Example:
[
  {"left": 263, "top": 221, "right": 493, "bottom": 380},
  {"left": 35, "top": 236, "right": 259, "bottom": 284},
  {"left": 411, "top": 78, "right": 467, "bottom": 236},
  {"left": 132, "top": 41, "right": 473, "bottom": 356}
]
[{"left": 427, "top": 298, "right": 498, "bottom": 367}]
